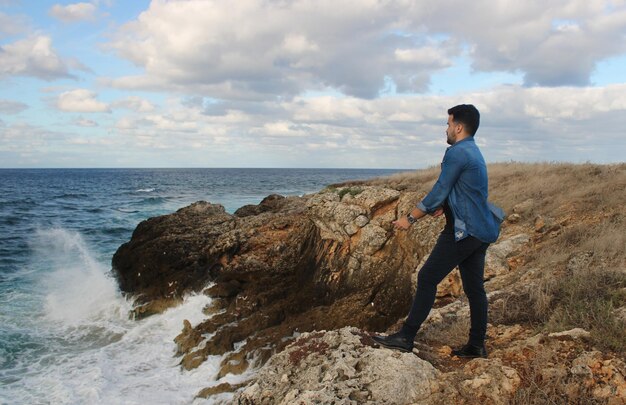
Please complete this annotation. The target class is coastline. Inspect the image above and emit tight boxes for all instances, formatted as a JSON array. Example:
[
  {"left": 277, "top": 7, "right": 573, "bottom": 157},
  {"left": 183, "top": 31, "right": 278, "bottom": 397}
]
[{"left": 111, "top": 162, "right": 626, "bottom": 403}]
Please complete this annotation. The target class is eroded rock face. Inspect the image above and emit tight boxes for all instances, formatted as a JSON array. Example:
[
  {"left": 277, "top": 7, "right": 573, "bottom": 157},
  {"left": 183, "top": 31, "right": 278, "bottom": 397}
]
[
  {"left": 235, "top": 327, "right": 440, "bottom": 405},
  {"left": 235, "top": 327, "right": 527, "bottom": 405},
  {"left": 111, "top": 166, "right": 626, "bottom": 403},
  {"left": 112, "top": 186, "right": 434, "bottom": 380},
  {"left": 112, "top": 202, "right": 234, "bottom": 312}
]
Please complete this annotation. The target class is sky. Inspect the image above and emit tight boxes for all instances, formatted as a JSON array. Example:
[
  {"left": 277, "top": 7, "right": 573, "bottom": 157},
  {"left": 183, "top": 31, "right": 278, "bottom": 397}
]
[{"left": 1, "top": 0, "right": 625, "bottom": 169}]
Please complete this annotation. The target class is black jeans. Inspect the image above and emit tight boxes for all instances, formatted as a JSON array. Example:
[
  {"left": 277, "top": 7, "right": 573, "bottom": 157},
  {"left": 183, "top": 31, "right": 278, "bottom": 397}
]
[{"left": 400, "top": 232, "right": 490, "bottom": 346}]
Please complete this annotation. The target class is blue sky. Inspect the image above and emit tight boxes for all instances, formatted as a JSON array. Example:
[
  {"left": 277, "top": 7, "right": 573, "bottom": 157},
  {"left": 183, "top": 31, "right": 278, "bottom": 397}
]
[{"left": 1, "top": 0, "right": 625, "bottom": 168}]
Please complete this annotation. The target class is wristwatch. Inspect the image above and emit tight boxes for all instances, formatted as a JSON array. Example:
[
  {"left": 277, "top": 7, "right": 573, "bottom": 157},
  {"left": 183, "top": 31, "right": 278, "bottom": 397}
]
[{"left": 406, "top": 213, "right": 417, "bottom": 224}]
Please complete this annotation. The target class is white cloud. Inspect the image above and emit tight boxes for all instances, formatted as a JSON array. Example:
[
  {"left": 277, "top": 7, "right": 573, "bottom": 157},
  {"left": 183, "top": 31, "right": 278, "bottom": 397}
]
[
  {"left": 56, "top": 89, "right": 110, "bottom": 112},
  {"left": 104, "top": 0, "right": 626, "bottom": 101},
  {"left": 435, "top": 0, "right": 626, "bottom": 86},
  {"left": 394, "top": 47, "right": 452, "bottom": 69},
  {"left": 115, "top": 117, "right": 136, "bottom": 130},
  {"left": 105, "top": 0, "right": 458, "bottom": 99},
  {"left": 75, "top": 117, "right": 98, "bottom": 127},
  {"left": 49, "top": 2, "right": 97, "bottom": 23},
  {"left": 0, "top": 99, "right": 28, "bottom": 114},
  {"left": 0, "top": 35, "right": 75, "bottom": 81},
  {"left": 101, "top": 83, "right": 626, "bottom": 167},
  {"left": 112, "top": 96, "right": 155, "bottom": 112},
  {"left": 0, "top": 12, "right": 29, "bottom": 38},
  {"left": 4, "top": 83, "right": 625, "bottom": 167}
]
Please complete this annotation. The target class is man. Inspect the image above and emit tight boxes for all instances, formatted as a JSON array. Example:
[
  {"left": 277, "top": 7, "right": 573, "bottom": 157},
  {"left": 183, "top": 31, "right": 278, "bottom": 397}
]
[{"left": 373, "top": 104, "right": 504, "bottom": 358}]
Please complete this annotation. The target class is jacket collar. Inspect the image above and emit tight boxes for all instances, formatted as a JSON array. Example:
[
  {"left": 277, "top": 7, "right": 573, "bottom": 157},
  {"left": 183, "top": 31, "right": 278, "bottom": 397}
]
[{"left": 448, "top": 136, "right": 475, "bottom": 149}]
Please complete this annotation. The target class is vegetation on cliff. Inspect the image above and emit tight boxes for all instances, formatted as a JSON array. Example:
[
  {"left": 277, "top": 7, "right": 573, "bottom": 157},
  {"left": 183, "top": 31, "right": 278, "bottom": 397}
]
[{"left": 112, "top": 162, "right": 626, "bottom": 404}]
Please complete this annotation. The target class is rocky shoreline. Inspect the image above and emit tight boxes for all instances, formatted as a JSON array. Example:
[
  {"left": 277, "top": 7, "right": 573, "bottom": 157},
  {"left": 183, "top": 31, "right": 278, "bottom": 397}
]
[{"left": 111, "top": 163, "right": 626, "bottom": 404}]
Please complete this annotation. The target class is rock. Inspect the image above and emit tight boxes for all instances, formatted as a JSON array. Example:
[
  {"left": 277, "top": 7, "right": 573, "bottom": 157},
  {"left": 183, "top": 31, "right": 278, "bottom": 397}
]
[
  {"left": 196, "top": 382, "right": 246, "bottom": 399},
  {"left": 359, "top": 224, "right": 389, "bottom": 254},
  {"left": 513, "top": 199, "right": 534, "bottom": 215},
  {"left": 436, "top": 270, "right": 462, "bottom": 298},
  {"left": 112, "top": 185, "right": 430, "bottom": 379},
  {"left": 534, "top": 215, "right": 545, "bottom": 232},
  {"left": 569, "top": 351, "right": 626, "bottom": 402},
  {"left": 350, "top": 187, "right": 401, "bottom": 215},
  {"left": 112, "top": 201, "right": 235, "bottom": 306},
  {"left": 534, "top": 215, "right": 560, "bottom": 234},
  {"left": 566, "top": 251, "right": 594, "bottom": 274},
  {"left": 436, "top": 358, "right": 521, "bottom": 405},
  {"left": 109, "top": 164, "right": 626, "bottom": 404},
  {"left": 174, "top": 319, "right": 203, "bottom": 356},
  {"left": 484, "top": 234, "right": 530, "bottom": 279},
  {"left": 355, "top": 214, "right": 370, "bottom": 228},
  {"left": 548, "top": 328, "right": 591, "bottom": 340},
  {"left": 234, "top": 194, "right": 287, "bottom": 217},
  {"left": 614, "top": 306, "right": 626, "bottom": 323},
  {"left": 130, "top": 297, "right": 183, "bottom": 320},
  {"left": 306, "top": 186, "right": 399, "bottom": 242},
  {"left": 235, "top": 327, "right": 439, "bottom": 405},
  {"left": 507, "top": 213, "right": 521, "bottom": 223},
  {"left": 217, "top": 350, "right": 249, "bottom": 379}
]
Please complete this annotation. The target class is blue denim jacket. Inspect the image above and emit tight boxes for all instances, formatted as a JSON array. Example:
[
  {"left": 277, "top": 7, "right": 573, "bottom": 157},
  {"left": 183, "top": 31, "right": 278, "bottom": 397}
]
[{"left": 417, "top": 137, "right": 504, "bottom": 243}]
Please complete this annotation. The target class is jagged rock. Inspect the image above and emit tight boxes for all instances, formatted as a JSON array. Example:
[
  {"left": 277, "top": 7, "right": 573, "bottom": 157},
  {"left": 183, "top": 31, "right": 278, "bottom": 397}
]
[
  {"left": 534, "top": 215, "right": 545, "bottom": 232},
  {"left": 488, "top": 328, "right": 626, "bottom": 404},
  {"left": 548, "top": 328, "right": 591, "bottom": 341},
  {"left": 235, "top": 327, "right": 439, "bottom": 405},
  {"left": 359, "top": 223, "right": 389, "bottom": 254},
  {"left": 217, "top": 350, "right": 249, "bottom": 379},
  {"left": 513, "top": 199, "right": 534, "bottom": 215},
  {"left": 196, "top": 382, "right": 246, "bottom": 399},
  {"left": 569, "top": 351, "right": 626, "bottom": 402},
  {"left": 534, "top": 215, "right": 560, "bottom": 234},
  {"left": 436, "top": 270, "right": 463, "bottom": 298},
  {"left": 112, "top": 185, "right": 429, "bottom": 378},
  {"left": 566, "top": 251, "right": 594, "bottom": 274},
  {"left": 432, "top": 358, "right": 521, "bottom": 405},
  {"left": 507, "top": 213, "right": 521, "bottom": 223},
  {"left": 174, "top": 319, "right": 203, "bottom": 356},
  {"left": 110, "top": 166, "right": 626, "bottom": 404},
  {"left": 485, "top": 234, "right": 530, "bottom": 279},
  {"left": 234, "top": 194, "right": 288, "bottom": 217},
  {"left": 130, "top": 297, "right": 183, "bottom": 320},
  {"left": 112, "top": 201, "right": 235, "bottom": 306},
  {"left": 236, "top": 327, "right": 527, "bottom": 405},
  {"left": 614, "top": 306, "right": 626, "bottom": 323}
]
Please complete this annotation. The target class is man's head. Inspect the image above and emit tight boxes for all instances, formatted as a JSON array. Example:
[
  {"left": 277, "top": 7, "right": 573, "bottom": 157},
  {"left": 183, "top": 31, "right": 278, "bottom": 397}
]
[{"left": 446, "top": 104, "right": 480, "bottom": 145}]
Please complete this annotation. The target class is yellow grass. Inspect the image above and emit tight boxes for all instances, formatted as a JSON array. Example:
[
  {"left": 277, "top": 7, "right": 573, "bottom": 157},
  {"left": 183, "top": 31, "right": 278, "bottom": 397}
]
[{"left": 367, "top": 162, "right": 626, "bottom": 355}]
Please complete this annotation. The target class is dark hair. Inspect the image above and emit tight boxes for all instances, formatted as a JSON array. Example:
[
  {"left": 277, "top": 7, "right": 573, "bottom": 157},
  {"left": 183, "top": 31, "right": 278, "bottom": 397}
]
[{"left": 447, "top": 104, "right": 480, "bottom": 136}]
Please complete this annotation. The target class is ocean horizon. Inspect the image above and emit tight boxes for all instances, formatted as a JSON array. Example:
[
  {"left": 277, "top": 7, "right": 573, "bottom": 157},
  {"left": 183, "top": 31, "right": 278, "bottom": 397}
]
[{"left": 0, "top": 167, "right": 406, "bottom": 404}]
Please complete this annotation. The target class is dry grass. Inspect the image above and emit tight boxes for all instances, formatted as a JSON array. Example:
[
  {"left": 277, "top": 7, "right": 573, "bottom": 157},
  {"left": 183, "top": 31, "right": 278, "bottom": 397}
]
[
  {"left": 510, "top": 344, "right": 603, "bottom": 405},
  {"left": 418, "top": 316, "right": 470, "bottom": 349},
  {"left": 365, "top": 162, "right": 625, "bottom": 404},
  {"left": 371, "top": 162, "right": 626, "bottom": 356},
  {"left": 544, "top": 266, "right": 626, "bottom": 354}
]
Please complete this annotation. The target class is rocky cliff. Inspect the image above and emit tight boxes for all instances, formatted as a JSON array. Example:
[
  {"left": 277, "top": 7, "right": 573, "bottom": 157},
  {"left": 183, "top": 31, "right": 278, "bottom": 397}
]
[{"left": 112, "top": 163, "right": 626, "bottom": 404}]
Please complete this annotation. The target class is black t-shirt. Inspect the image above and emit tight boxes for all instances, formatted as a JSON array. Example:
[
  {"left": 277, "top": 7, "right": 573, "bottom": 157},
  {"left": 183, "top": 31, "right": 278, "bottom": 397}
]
[{"left": 442, "top": 200, "right": 454, "bottom": 234}]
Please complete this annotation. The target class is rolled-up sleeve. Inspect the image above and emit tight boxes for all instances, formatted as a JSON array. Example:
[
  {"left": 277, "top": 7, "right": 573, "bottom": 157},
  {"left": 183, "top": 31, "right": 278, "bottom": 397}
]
[{"left": 417, "top": 148, "right": 465, "bottom": 213}]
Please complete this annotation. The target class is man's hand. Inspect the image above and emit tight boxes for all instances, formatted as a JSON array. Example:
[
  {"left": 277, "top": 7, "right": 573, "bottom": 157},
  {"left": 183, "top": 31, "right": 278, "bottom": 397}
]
[
  {"left": 393, "top": 216, "right": 411, "bottom": 230},
  {"left": 431, "top": 207, "right": 444, "bottom": 217}
]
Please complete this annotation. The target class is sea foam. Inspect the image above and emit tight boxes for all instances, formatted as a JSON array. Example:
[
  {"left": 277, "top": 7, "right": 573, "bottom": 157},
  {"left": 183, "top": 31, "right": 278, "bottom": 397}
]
[{"left": 2, "top": 228, "right": 238, "bottom": 405}]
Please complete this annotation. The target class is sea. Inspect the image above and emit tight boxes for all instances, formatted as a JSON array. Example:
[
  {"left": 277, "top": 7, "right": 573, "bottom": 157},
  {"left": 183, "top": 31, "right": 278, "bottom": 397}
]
[{"left": 0, "top": 168, "right": 405, "bottom": 405}]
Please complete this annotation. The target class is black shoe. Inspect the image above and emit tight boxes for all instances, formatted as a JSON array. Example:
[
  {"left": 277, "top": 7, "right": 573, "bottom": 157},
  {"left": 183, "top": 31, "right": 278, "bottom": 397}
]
[
  {"left": 371, "top": 332, "right": 414, "bottom": 353},
  {"left": 451, "top": 343, "right": 488, "bottom": 358}
]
